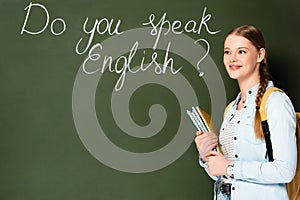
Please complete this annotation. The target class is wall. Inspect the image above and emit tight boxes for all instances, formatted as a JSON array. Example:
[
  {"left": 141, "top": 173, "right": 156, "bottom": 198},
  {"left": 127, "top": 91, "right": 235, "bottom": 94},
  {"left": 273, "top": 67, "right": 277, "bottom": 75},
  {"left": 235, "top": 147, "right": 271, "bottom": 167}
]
[{"left": 1, "top": 0, "right": 299, "bottom": 199}]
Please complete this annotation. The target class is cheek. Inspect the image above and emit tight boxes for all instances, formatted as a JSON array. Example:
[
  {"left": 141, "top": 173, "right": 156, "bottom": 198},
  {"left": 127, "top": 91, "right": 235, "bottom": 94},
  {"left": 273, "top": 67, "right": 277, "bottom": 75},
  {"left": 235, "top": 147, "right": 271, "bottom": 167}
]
[
  {"left": 223, "top": 56, "right": 228, "bottom": 65},
  {"left": 244, "top": 57, "right": 258, "bottom": 69},
  {"left": 223, "top": 57, "right": 230, "bottom": 69},
  {"left": 245, "top": 54, "right": 258, "bottom": 64}
]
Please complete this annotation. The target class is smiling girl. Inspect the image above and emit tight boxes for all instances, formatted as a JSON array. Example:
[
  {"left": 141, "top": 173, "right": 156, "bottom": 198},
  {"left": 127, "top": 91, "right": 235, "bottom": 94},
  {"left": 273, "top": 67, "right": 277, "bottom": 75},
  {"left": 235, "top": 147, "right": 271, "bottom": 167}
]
[{"left": 194, "top": 25, "right": 297, "bottom": 200}]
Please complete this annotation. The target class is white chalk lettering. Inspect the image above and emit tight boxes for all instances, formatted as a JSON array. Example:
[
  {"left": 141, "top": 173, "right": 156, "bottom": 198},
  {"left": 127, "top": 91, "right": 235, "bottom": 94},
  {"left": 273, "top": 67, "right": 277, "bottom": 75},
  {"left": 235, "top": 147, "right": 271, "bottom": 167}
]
[
  {"left": 75, "top": 17, "right": 124, "bottom": 55},
  {"left": 82, "top": 41, "right": 181, "bottom": 91},
  {"left": 50, "top": 18, "right": 66, "bottom": 36},
  {"left": 20, "top": 2, "right": 66, "bottom": 36},
  {"left": 142, "top": 7, "right": 220, "bottom": 49}
]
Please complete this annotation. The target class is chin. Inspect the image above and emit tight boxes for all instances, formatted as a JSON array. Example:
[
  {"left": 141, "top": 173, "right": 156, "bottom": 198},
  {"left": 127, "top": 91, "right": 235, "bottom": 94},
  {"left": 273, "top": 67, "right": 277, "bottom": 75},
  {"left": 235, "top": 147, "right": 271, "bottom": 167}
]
[{"left": 227, "top": 73, "right": 239, "bottom": 80}]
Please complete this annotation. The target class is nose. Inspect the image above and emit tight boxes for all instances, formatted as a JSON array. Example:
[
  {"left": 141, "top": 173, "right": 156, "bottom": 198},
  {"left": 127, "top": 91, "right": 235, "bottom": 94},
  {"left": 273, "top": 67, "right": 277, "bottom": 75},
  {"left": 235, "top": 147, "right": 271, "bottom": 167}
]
[{"left": 229, "top": 53, "right": 237, "bottom": 62}]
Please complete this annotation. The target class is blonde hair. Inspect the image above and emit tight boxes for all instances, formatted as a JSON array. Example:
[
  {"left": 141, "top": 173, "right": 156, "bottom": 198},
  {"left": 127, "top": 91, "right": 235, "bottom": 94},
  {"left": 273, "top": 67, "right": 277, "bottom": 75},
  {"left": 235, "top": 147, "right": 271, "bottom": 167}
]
[{"left": 226, "top": 25, "right": 270, "bottom": 140}]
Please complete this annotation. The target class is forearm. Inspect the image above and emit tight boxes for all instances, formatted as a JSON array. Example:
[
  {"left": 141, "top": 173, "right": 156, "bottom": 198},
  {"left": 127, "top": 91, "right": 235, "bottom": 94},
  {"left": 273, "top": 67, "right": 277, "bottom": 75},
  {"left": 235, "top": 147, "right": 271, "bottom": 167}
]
[{"left": 234, "top": 157, "right": 296, "bottom": 184}]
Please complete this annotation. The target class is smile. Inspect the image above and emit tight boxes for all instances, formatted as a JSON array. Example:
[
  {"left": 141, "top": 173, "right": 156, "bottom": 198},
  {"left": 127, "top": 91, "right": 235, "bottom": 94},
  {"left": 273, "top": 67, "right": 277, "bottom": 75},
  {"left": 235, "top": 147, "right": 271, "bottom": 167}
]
[{"left": 229, "top": 65, "right": 242, "bottom": 70}]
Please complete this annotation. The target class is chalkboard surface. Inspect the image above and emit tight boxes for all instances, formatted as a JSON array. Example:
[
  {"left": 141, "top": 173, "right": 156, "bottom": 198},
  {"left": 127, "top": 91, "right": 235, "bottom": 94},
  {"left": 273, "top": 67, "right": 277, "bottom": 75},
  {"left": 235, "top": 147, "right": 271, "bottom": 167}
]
[{"left": 1, "top": 0, "right": 299, "bottom": 199}]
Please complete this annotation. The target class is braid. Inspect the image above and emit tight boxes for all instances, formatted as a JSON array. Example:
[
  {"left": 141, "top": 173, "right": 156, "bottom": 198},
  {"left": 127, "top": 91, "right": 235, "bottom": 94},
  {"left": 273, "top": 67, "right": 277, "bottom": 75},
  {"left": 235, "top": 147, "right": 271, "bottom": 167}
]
[{"left": 254, "top": 64, "right": 270, "bottom": 139}]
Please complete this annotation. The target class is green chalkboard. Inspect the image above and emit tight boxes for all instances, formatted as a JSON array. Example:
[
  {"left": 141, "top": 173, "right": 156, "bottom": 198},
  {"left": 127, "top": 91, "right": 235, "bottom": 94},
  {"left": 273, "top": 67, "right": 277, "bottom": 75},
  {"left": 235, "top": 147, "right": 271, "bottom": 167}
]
[{"left": 1, "top": 0, "right": 299, "bottom": 199}]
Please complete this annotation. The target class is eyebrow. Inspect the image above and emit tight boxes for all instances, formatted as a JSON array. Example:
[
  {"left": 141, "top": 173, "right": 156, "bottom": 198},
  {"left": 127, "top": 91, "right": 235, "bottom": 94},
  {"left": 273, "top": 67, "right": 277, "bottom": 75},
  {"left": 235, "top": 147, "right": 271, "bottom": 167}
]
[{"left": 224, "top": 47, "right": 249, "bottom": 50}]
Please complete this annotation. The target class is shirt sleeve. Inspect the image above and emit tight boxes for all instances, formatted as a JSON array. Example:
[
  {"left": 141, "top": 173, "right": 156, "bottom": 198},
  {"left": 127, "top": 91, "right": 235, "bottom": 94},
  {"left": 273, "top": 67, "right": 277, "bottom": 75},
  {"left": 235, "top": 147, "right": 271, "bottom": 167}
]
[{"left": 234, "top": 91, "right": 297, "bottom": 184}]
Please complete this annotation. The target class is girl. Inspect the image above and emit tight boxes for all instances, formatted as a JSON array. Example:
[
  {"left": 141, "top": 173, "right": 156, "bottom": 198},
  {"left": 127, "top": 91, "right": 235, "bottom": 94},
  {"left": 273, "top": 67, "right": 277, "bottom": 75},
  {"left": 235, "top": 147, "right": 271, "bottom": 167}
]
[{"left": 194, "top": 25, "right": 297, "bottom": 200}]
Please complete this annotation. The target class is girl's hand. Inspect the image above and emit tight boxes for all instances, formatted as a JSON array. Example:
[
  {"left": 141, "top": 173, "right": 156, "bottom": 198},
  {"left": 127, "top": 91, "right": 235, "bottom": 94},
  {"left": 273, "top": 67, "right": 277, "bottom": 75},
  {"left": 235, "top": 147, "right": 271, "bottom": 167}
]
[
  {"left": 206, "top": 151, "right": 231, "bottom": 176},
  {"left": 194, "top": 131, "right": 218, "bottom": 162}
]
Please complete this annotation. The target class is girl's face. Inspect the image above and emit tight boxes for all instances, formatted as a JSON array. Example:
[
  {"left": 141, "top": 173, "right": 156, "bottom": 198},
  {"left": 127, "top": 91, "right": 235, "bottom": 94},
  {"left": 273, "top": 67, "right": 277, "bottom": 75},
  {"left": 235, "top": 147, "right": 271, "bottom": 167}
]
[{"left": 223, "top": 34, "right": 265, "bottom": 83}]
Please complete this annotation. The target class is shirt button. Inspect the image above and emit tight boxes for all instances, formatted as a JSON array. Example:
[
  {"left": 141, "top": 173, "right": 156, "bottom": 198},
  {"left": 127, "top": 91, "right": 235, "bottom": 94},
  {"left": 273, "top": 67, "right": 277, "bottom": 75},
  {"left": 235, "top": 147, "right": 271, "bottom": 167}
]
[
  {"left": 248, "top": 90, "right": 252, "bottom": 94},
  {"left": 244, "top": 105, "right": 247, "bottom": 108},
  {"left": 237, "top": 121, "right": 240, "bottom": 124},
  {"left": 232, "top": 187, "right": 236, "bottom": 190},
  {"left": 235, "top": 154, "right": 238, "bottom": 158},
  {"left": 222, "top": 128, "right": 225, "bottom": 131},
  {"left": 234, "top": 137, "right": 237, "bottom": 140}
]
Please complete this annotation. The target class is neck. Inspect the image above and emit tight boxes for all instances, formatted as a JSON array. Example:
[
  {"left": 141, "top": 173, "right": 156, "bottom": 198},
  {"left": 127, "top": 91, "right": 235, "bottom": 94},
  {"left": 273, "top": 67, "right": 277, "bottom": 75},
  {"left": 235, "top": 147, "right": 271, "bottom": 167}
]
[{"left": 238, "top": 78, "right": 260, "bottom": 100}]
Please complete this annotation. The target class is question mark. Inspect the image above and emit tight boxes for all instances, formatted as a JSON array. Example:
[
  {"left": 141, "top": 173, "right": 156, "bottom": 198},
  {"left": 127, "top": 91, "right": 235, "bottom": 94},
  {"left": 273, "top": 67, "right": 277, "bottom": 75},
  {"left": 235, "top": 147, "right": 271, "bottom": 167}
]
[{"left": 194, "top": 38, "right": 210, "bottom": 77}]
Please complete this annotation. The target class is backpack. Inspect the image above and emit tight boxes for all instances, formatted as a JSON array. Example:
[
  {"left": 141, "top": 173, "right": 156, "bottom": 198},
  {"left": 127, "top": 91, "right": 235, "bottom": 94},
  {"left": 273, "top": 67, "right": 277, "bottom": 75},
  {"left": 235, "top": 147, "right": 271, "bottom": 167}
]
[{"left": 224, "top": 87, "right": 300, "bottom": 200}]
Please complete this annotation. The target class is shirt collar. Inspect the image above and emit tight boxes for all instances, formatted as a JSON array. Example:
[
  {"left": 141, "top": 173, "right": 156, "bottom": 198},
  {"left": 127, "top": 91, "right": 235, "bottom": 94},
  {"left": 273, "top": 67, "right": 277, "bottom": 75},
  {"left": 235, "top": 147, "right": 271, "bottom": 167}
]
[{"left": 233, "top": 81, "right": 274, "bottom": 106}]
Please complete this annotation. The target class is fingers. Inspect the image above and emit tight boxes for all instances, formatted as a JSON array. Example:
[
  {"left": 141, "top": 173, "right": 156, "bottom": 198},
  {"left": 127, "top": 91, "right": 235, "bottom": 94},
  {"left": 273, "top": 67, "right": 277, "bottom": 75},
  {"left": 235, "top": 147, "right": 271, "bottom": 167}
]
[
  {"left": 194, "top": 132, "right": 218, "bottom": 148},
  {"left": 197, "top": 134, "right": 218, "bottom": 147},
  {"left": 207, "top": 150, "right": 219, "bottom": 156},
  {"left": 203, "top": 149, "right": 218, "bottom": 158},
  {"left": 195, "top": 131, "right": 203, "bottom": 137},
  {"left": 195, "top": 131, "right": 217, "bottom": 140},
  {"left": 206, "top": 152, "right": 229, "bottom": 176},
  {"left": 194, "top": 131, "right": 219, "bottom": 160}
]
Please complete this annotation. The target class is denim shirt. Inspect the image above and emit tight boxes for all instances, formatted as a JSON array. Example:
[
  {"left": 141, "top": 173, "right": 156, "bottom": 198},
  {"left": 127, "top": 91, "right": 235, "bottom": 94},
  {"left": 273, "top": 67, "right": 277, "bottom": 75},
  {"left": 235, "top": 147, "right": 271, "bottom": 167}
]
[{"left": 200, "top": 82, "right": 297, "bottom": 200}]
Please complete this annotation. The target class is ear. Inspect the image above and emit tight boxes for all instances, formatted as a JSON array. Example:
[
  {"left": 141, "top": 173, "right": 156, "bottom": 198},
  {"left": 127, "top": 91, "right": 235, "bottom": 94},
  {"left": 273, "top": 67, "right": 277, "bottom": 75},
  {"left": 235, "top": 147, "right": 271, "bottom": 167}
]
[{"left": 257, "top": 48, "right": 266, "bottom": 63}]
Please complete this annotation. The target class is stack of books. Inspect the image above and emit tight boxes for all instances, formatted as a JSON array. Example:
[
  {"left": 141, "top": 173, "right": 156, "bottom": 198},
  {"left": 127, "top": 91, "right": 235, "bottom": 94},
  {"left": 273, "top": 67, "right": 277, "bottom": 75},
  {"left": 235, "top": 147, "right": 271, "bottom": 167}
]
[
  {"left": 187, "top": 106, "right": 220, "bottom": 152},
  {"left": 186, "top": 106, "right": 210, "bottom": 132}
]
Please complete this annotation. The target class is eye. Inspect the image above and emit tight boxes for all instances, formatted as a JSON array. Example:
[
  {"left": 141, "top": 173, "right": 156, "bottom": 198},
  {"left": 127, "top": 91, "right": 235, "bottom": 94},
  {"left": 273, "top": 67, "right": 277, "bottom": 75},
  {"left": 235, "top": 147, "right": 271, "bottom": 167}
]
[
  {"left": 224, "top": 50, "right": 231, "bottom": 55},
  {"left": 238, "top": 50, "right": 246, "bottom": 54}
]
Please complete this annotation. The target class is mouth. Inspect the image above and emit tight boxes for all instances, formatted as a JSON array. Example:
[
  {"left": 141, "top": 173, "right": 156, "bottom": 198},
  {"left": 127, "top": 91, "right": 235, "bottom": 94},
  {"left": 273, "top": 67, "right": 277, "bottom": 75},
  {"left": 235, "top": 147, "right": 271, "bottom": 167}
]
[{"left": 229, "top": 64, "right": 242, "bottom": 70}]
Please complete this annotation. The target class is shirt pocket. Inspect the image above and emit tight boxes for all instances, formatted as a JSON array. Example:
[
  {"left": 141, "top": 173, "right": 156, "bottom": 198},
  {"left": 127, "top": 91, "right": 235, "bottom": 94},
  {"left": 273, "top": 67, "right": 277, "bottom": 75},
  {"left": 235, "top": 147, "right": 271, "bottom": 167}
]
[
  {"left": 238, "top": 117, "right": 266, "bottom": 160},
  {"left": 240, "top": 116, "right": 264, "bottom": 145},
  {"left": 244, "top": 115, "right": 254, "bottom": 126}
]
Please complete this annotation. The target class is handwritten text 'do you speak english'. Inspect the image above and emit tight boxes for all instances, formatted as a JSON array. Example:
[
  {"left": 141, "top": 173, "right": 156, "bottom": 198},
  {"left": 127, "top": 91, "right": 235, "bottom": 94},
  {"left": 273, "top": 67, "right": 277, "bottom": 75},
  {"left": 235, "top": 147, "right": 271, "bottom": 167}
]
[{"left": 20, "top": 2, "right": 221, "bottom": 91}]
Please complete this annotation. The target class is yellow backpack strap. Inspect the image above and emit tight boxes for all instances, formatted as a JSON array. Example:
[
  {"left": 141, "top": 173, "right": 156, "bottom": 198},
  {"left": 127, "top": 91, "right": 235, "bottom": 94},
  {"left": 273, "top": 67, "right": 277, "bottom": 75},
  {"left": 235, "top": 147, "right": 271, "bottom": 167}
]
[
  {"left": 259, "top": 87, "right": 284, "bottom": 162},
  {"left": 259, "top": 87, "right": 284, "bottom": 121},
  {"left": 224, "top": 101, "right": 234, "bottom": 119}
]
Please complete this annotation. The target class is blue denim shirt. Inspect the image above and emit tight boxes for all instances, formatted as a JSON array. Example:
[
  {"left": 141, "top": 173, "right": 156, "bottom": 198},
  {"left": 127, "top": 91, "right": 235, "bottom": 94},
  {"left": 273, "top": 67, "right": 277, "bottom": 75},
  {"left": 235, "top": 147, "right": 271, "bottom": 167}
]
[{"left": 200, "top": 82, "right": 297, "bottom": 200}]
